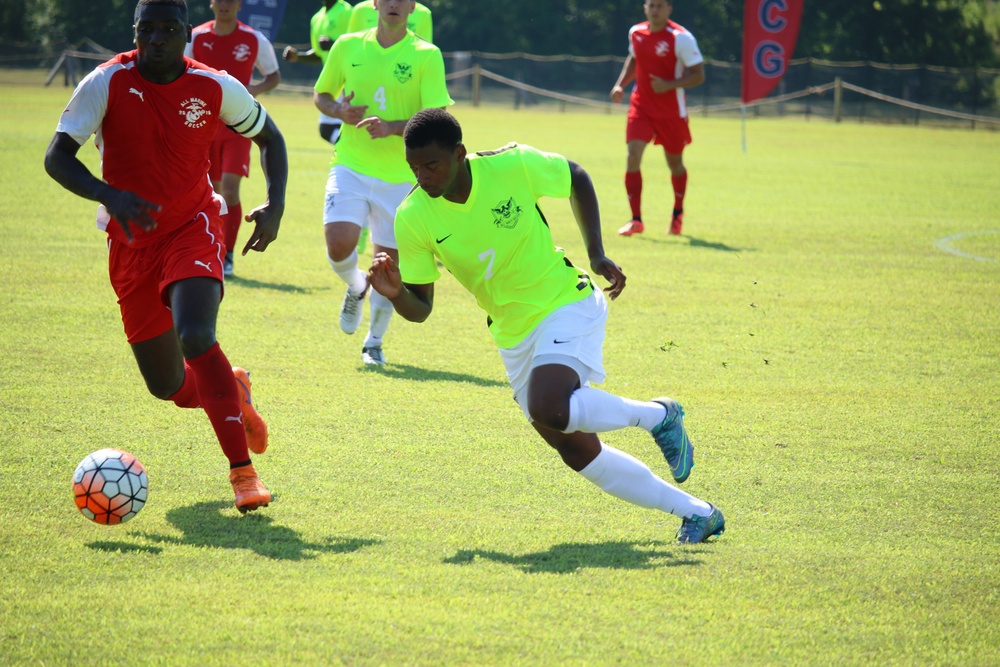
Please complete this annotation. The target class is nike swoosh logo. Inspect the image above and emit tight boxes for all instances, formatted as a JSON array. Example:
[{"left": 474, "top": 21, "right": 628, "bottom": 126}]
[
  {"left": 553, "top": 339, "right": 571, "bottom": 344},
  {"left": 351, "top": 63, "right": 363, "bottom": 67},
  {"left": 436, "top": 234, "right": 453, "bottom": 244}
]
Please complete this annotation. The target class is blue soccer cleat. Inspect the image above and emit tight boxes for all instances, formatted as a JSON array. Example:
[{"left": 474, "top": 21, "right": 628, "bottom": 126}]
[
  {"left": 650, "top": 397, "right": 694, "bottom": 483},
  {"left": 676, "top": 505, "right": 726, "bottom": 544}
]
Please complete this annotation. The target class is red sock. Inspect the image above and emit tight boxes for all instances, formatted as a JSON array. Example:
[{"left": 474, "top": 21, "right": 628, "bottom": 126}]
[
  {"left": 223, "top": 203, "right": 242, "bottom": 254},
  {"left": 186, "top": 342, "right": 249, "bottom": 465},
  {"left": 167, "top": 365, "right": 201, "bottom": 408},
  {"left": 625, "top": 171, "right": 643, "bottom": 220},
  {"left": 671, "top": 172, "right": 688, "bottom": 212}
]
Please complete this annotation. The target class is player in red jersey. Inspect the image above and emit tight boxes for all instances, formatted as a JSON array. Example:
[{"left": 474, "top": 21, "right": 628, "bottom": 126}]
[
  {"left": 44, "top": 0, "right": 288, "bottom": 513},
  {"left": 186, "top": 0, "right": 281, "bottom": 277},
  {"left": 610, "top": 0, "right": 704, "bottom": 236}
]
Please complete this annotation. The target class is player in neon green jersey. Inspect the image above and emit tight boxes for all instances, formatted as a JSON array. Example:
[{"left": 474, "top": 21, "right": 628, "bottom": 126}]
[
  {"left": 283, "top": 0, "right": 353, "bottom": 144},
  {"left": 313, "top": 0, "right": 452, "bottom": 365},
  {"left": 367, "top": 109, "right": 726, "bottom": 545},
  {"left": 348, "top": 0, "right": 432, "bottom": 42}
]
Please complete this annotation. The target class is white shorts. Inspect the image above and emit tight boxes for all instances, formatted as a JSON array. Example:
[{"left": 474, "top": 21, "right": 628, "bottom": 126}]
[
  {"left": 499, "top": 287, "right": 608, "bottom": 421},
  {"left": 323, "top": 165, "right": 412, "bottom": 250}
]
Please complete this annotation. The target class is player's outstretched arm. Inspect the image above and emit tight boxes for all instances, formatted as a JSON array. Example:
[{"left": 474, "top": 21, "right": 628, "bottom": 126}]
[
  {"left": 368, "top": 252, "right": 434, "bottom": 322},
  {"left": 567, "top": 160, "right": 626, "bottom": 301},
  {"left": 44, "top": 132, "right": 161, "bottom": 243},
  {"left": 244, "top": 115, "right": 287, "bottom": 255}
]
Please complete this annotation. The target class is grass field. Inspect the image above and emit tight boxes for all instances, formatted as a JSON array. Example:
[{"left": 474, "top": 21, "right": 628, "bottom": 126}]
[{"left": 1, "top": 79, "right": 999, "bottom": 666}]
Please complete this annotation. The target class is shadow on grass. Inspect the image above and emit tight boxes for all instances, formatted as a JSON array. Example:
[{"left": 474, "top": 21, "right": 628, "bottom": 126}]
[
  {"left": 443, "top": 540, "right": 700, "bottom": 574},
  {"left": 86, "top": 541, "right": 163, "bottom": 555},
  {"left": 225, "top": 275, "right": 320, "bottom": 294},
  {"left": 627, "top": 234, "right": 751, "bottom": 254},
  {"left": 130, "top": 501, "right": 380, "bottom": 560},
  {"left": 362, "top": 361, "right": 507, "bottom": 388}
]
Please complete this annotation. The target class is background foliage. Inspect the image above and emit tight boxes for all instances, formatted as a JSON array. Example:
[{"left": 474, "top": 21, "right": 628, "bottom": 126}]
[{"left": 2, "top": 0, "right": 999, "bottom": 67}]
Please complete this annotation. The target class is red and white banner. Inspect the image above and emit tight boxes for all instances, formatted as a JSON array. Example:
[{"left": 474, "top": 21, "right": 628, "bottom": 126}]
[{"left": 741, "top": 0, "right": 804, "bottom": 104}]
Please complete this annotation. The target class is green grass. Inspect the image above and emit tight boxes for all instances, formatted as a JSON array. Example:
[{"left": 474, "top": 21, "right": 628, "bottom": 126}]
[{"left": 1, "top": 80, "right": 999, "bottom": 666}]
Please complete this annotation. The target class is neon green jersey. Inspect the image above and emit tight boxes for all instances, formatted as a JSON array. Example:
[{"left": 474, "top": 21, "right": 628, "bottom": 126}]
[
  {"left": 310, "top": 1, "right": 353, "bottom": 64},
  {"left": 315, "top": 29, "right": 453, "bottom": 183},
  {"left": 347, "top": 0, "right": 433, "bottom": 42},
  {"left": 395, "top": 143, "right": 595, "bottom": 348}
]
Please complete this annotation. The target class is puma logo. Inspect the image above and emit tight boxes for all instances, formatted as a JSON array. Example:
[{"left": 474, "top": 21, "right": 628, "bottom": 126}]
[
  {"left": 194, "top": 260, "right": 212, "bottom": 271},
  {"left": 225, "top": 415, "right": 243, "bottom": 423},
  {"left": 128, "top": 88, "right": 144, "bottom": 102}
]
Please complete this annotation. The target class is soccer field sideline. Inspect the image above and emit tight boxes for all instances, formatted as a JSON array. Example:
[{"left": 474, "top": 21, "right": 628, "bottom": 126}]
[{"left": 1, "top": 85, "right": 999, "bottom": 665}]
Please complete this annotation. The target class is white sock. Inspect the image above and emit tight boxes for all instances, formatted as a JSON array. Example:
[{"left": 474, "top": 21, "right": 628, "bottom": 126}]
[
  {"left": 564, "top": 387, "right": 668, "bottom": 434},
  {"left": 328, "top": 249, "right": 367, "bottom": 295},
  {"left": 364, "top": 290, "right": 394, "bottom": 348},
  {"left": 578, "top": 443, "right": 713, "bottom": 519}
]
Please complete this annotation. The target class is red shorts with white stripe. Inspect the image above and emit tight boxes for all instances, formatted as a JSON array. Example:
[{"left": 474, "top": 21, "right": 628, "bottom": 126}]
[
  {"left": 108, "top": 204, "right": 225, "bottom": 344},
  {"left": 208, "top": 126, "right": 252, "bottom": 181},
  {"left": 626, "top": 105, "right": 692, "bottom": 155}
]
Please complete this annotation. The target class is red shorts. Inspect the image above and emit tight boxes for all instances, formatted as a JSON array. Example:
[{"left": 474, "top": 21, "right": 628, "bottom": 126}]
[
  {"left": 626, "top": 105, "right": 692, "bottom": 155},
  {"left": 208, "top": 126, "right": 252, "bottom": 181},
  {"left": 108, "top": 205, "right": 226, "bottom": 344}
]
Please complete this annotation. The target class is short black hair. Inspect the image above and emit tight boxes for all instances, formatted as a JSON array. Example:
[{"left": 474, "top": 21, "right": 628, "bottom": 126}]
[
  {"left": 404, "top": 108, "right": 463, "bottom": 151},
  {"left": 135, "top": 0, "right": 188, "bottom": 24}
]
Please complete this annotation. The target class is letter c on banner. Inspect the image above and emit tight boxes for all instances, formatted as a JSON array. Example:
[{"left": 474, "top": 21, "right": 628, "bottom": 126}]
[
  {"left": 759, "top": 0, "right": 788, "bottom": 33},
  {"left": 753, "top": 42, "right": 785, "bottom": 78}
]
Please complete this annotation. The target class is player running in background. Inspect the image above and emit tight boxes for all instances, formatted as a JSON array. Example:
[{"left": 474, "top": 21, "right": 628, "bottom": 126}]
[
  {"left": 44, "top": 0, "right": 288, "bottom": 513},
  {"left": 313, "top": 0, "right": 452, "bottom": 366},
  {"left": 282, "top": 0, "right": 354, "bottom": 145},
  {"left": 611, "top": 0, "right": 704, "bottom": 237},
  {"left": 347, "top": 0, "right": 433, "bottom": 42},
  {"left": 368, "top": 109, "right": 726, "bottom": 544},
  {"left": 186, "top": 0, "right": 281, "bottom": 277}
]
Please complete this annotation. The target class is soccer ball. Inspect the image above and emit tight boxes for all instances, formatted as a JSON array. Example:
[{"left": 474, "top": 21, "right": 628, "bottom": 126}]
[{"left": 72, "top": 448, "right": 148, "bottom": 525}]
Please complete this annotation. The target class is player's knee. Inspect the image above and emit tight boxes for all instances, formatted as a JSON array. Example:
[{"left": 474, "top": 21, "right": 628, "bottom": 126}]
[
  {"left": 175, "top": 326, "right": 216, "bottom": 361},
  {"left": 528, "top": 394, "right": 570, "bottom": 432}
]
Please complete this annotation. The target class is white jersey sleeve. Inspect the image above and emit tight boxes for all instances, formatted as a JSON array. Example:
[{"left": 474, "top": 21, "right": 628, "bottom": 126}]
[
  {"left": 675, "top": 30, "right": 703, "bottom": 68},
  {"left": 254, "top": 31, "right": 280, "bottom": 77},
  {"left": 55, "top": 63, "right": 120, "bottom": 146},
  {"left": 190, "top": 69, "right": 269, "bottom": 137}
]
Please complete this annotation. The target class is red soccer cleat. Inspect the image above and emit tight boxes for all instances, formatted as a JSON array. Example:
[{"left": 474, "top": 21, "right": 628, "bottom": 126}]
[{"left": 670, "top": 211, "right": 684, "bottom": 236}]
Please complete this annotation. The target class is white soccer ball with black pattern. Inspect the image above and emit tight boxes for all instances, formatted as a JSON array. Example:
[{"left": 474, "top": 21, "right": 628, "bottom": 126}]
[{"left": 72, "top": 448, "right": 148, "bottom": 525}]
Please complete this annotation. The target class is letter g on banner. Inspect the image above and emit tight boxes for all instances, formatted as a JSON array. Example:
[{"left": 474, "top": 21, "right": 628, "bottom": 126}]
[{"left": 753, "top": 41, "right": 785, "bottom": 78}]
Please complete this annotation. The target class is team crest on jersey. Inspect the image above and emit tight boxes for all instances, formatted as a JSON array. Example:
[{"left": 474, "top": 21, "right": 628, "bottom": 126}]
[
  {"left": 233, "top": 43, "right": 252, "bottom": 62},
  {"left": 179, "top": 98, "right": 212, "bottom": 128},
  {"left": 656, "top": 41, "right": 671, "bottom": 57},
  {"left": 394, "top": 62, "right": 413, "bottom": 83},
  {"left": 491, "top": 197, "right": 522, "bottom": 229}
]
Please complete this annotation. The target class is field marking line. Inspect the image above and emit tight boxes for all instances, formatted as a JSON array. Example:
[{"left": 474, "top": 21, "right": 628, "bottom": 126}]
[{"left": 933, "top": 230, "right": 1000, "bottom": 263}]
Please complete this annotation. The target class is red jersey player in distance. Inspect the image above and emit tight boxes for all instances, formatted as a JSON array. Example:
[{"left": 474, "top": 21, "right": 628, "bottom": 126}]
[
  {"left": 186, "top": 0, "right": 281, "bottom": 277},
  {"left": 44, "top": 0, "right": 288, "bottom": 513},
  {"left": 610, "top": 0, "right": 704, "bottom": 237}
]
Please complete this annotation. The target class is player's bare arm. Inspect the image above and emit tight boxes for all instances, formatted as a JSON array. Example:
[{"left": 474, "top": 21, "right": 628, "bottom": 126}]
[
  {"left": 314, "top": 90, "right": 369, "bottom": 124},
  {"left": 368, "top": 252, "right": 434, "bottom": 322},
  {"left": 248, "top": 71, "right": 281, "bottom": 98},
  {"left": 44, "top": 132, "right": 161, "bottom": 243},
  {"left": 242, "top": 115, "right": 288, "bottom": 255},
  {"left": 650, "top": 62, "right": 706, "bottom": 94},
  {"left": 610, "top": 54, "right": 637, "bottom": 103},
  {"left": 567, "top": 160, "right": 626, "bottom": 301}
]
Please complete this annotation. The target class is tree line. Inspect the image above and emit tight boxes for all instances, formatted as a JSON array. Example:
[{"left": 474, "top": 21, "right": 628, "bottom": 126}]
[{"left": 3, "top": 0, "right": 999, "bottom": 68}]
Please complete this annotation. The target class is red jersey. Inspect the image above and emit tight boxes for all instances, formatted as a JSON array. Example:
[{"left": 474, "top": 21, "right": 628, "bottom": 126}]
[
  {"left": 185, "top": 21, "right": 279, "bottom": 88},
  {"left": 55, "top": 51, "right": 268, "bottom": 247},
  {"left": 628, "top": 20, "right": 703, "bottom": 119}
]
